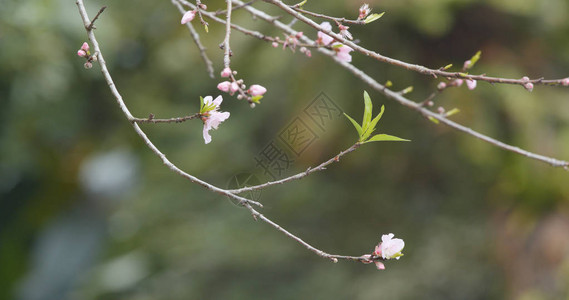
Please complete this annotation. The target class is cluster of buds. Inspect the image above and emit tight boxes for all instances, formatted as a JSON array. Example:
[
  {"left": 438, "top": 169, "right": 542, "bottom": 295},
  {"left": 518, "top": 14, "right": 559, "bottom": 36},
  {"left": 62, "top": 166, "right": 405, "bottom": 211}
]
[
  {"left": 521, "top": 76, "right": 534, "bottom": 92},
  {"left": 316, "top": 22, "right": 354, "bottom": 63},
  {"left": 437, "top": 78, "right": 476, "bottom": 91},
  {"left": 217, "top": 67, "right": 267, "bottom": 106},
  {"left": 361, "top": 233, "right": 405, "bottom": 270},
  {"left": 76, "top": 42, "right": 97, "bottom": 69},
  {"left": 271, "top": 32, "right": 312, "bottom": 58}
]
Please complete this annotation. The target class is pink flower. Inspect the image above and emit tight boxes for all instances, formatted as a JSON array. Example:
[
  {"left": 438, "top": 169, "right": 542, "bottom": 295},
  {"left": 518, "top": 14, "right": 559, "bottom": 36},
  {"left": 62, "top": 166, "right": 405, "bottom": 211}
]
[
  {"left": 230, "top": 82, "right": 239, "bottom": 93},
  {"left": 338, "top": 24, "right": 352, "bottom": 40},
  {"left": 77, "top": 50, "right": 87, "bottom": 57},
  {"left": 466, "top": 79, "right": 477, "bottom": 90},
  {"left": 248, "top": 84, "right": 267, "bottom": 96},
  {"left": 333, "top": 43, "right": 353, "bottom": 62},
  {"left": 217, "top": 81, "right": 231, "bottom": 92},
  {"left": 81, "top": 42, "right": 89, "bottom": 52},
  {"left": 374, "top": 261, "right": 385, "bottom": 270},
  {"left": 201, "top": 96, "right": 230, "bottom": 144},
  {"left": 359, "top": 4, "right": 371, "bottom": 20},
  {"left": 317, "top": 22, "right": 334, "bottom": 46},
  {"left": 562, "top": 78, "right": 569, "bottom": 86},
  {"left": 181, "top": 10, "right": 196, "bottom": 24},
  {"left": 221, "top": 67, "right": 232, "bottom": 78},
  {"left": 378, "top": 233, "right": 405, "bottom": 260}
]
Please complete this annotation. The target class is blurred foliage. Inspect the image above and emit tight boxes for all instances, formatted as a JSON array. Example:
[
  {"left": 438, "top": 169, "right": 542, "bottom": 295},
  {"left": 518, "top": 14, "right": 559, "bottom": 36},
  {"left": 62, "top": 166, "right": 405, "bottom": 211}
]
[{"left": 1, "top": 0, "right": 569, "bottom": 299}]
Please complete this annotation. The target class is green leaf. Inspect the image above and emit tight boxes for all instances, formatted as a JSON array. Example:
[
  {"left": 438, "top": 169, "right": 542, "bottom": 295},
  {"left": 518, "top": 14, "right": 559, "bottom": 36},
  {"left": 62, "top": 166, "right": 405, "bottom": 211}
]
[
  {"left": 365, "top": 134, "right": 410, "bottom": 143},
  {"left": 361, "top": 105, "right": 385, "bottom": 141},
  {"left": 442, "top": 64, "right": 453, "bottom": 70},
  {"left": 362, "top": 91, "right": 373, "bottom": 134},
  {"left": 294, "top": 0, "right": 307, "bottom": 7},
  {"left": 401, "top": 86, "right": 413, "bottom": 95},
  {"left": 343, "top": 113, "right": 363, "bottom": 139},
  {"left": 199, "top": 96, "right": 204, "bottom": 113},
  {"left": 445, "top": 108, "right": 460, "bottom": 117},
  {"left": 363, "top": 12, "right": 385, "bottom": 24},
  {"left": 385, "top": 80, "right": 393, "bottom": 88},
  {"left": 428, "top": 116, "right": 440, "bottom": 124},
  {"left": 251, "top": 95, "right": 263, "bottom": 103},
  {"left": 466, "top": 50, "right": 481, "bottom": 69},
  {"left": 204, "top": 25, "right": 209, "bottom": 33}
]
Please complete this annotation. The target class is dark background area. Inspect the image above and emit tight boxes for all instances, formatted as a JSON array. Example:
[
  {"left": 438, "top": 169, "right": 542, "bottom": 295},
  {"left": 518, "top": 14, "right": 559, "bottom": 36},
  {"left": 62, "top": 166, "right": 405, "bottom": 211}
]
[{"left": 1, "top": 0, "right": 569, "bottom": 299}]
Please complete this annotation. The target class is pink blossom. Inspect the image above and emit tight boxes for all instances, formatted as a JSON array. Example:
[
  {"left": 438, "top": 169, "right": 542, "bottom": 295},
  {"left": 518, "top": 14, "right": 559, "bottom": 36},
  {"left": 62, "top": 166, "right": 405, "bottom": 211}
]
[
  {"left": 466, "top": 79, "right": 477, "bottom": 90},
  {"left": 272, "top": 42, "right": 279, "bottom": 48},
  {"left": 81, "top": 42, "right": 89, "bottom": 52},
  {"left": 374, "top": 261, "right": 385, "bottom": 270},
  {"left": 437, "top": 82, "right": 447, "bottom": 90},
  {"left": 201, "top": 96, "right": 230, "bottom": 144},
  {"left": 77, "top": 50, "right": 87, "bottom": 57},
  {"left": 378, "top": 233, "right": 405, "bottom": 260},
  {"left": 230, "top": 82, "right": 239, "bottom": 93},
  {"left": 338, "top": 24, "right": 353, "bottom": 40},
  {"left": 181, "top": 10, "right": 197, "bottom": 24},
  {"left": 359, "top": 4, "right": 371, "bottom": 20},
  {"left": 317, "top": 22, "right": 334, "bottom": 46},
  {"left": 562, "top": 78, "right": 569, "bottom": 86},
  {"left": 248, "top": 84, "right": 267, "bottom": 96},
  {"left": 221, "top": 67, "right": 232, "bottom": 78},
  {"left": 333, "top": 43, "right": 353, "bottom": 63},
  {"left": 296, "top": 32, "right": 303, "bottom": 38},
  {"left": 217, "top": 81, "right": 231, "bottom": 92}
]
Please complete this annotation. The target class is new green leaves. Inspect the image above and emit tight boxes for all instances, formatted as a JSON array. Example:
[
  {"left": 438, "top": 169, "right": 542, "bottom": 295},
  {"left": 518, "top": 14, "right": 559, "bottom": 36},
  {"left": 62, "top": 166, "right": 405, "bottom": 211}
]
[
  {"left": 344, "top": 91, "right": 410, "bottom": 144},
  {"left": 363, "top": 12, "right": 385, "bottom": 24}
]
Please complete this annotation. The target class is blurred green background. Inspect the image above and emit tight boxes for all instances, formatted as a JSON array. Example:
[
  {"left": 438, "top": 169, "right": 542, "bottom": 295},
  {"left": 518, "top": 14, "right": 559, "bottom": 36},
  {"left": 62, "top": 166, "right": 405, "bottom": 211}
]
[{"left": 2, "top": 0, "right": 569, "bottom": 299}]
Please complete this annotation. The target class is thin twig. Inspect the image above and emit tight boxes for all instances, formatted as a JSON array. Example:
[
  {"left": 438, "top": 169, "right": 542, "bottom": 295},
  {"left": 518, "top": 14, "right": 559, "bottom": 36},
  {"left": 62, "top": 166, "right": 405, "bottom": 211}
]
[
  {"left": 75, "top": 0, "right": 264, "bottom": 207},
  {"left": 292, "top": 7, "right": 365, "bottom": 25},
  {"left": 214, "top": 0, "right": 257, "bottom": 15},
  {"left": 223, "top": 0, "right": 233, "bottom": 69},
  {"left": 171, "top": 0, "right": 215, "bottom": 78},
  {"left": 131, "top": 113, "right": 201, "bottom": 124},
  {"left": 87, "top": 5, "right": 106, "bottom": 30},
  {"left": 228, "top": 143, "right": 360, "bottom": 194},
  {"left": 265, "top": 0, "right": 569, "bottom": 87},
  {"left": 232, "top": 0, "right": 569, "bottom": 170}
]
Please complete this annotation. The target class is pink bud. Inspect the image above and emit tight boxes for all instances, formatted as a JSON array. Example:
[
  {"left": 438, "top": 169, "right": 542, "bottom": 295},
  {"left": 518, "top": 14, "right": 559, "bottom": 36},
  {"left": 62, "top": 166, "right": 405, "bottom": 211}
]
[
  {"left": 77, "top": 50, "right": 87, "bottom": 57},
  {"left": 463, "top": 60, "right": 471, "bottom": 70},
  {"left": 454, "top": 79, "right": 464, "bottom": 87},
  {"left": 296, "top": 32, "right": 303, "bottom": 38},
  {"left": 305, "top": 50, "right": 312, "bottom": 57},
  {"left": 230, "top": 82, "right": 239, "bottom": 93},
  {"left": 437, "top": 82, "right": 447, "bottom": 90},
  {"left": 221, "top": 67, "right": 231, "bottom": 78},
  {"left": 524, "top": 82, "right": 534, "bottom": 92},
  {"left": 466, "top": 79, "right": 477, "bottom": 90},
  {"left": 181, "top": 10, "right": 196, "bottom": 24},
  {"left": 561, "top": 78, "right": 569, "bottom": 86},
  {"left": 81, "top": 42, "right": 89, "bottom": 52},
  {"left": 248, "top": 84, "right": 267, "bottom": 96},
  {"left": 272, "top": 42, "right": 279, "bottom": 48},
  {"left": 374, "top": 261, "right": 385, "bottom": 270},
  {"left": 84, "top": 62, "right": 93, "bottom": 69},
  {"left": 217, "top": 81, "right": 231, "bottom": 92},
  {"left": 521, "top": 76, "right": 530, "bottom": 83}
]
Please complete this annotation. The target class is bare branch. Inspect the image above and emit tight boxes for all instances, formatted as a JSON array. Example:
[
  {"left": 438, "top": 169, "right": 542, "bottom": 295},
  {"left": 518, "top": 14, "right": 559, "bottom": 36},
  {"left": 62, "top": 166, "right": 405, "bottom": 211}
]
[{"left": 264, "top": 0, "right": 569, "bottom": 87}]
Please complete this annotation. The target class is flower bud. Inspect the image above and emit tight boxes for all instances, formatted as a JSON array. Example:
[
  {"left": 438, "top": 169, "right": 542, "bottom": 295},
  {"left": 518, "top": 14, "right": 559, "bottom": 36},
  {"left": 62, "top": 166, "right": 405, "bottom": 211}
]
[
  {"left": 221, "top": 67, "right": 231, "bottom": 78},
  {"left": 84, "top": 62, "right": 93, "bottom": 69},
  {"left": 181, "top": 10, "right": 196, "bottom": 24},
  {"left": 248, "top": 84, "right": 267, "bottom": 96},
  {"left": 524, "top": 82, "right": 534, "bottom": 92},
  {"left": 81, "top": 42, "right": 90, "bottom": 52},
  {"left": 561, "top": 78, "right": 569, "bottom": 86},
  {"left": 437, "top": 82, "right": 447, "bottom": 90},
  {"left": 466, "top": 79, "right": 477, "bottom": 90},
  {"left": 217, "top": 81, "right": 231, "bottom": 92},
  {"left": 230, "top": 82, "right": 239, "bottom": 93},
  {"left": 272, "top": 42, "right": 279, "bottom": 48},
  {"left": 77, "top": 50, "right": 87, "bottom": 57}
]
